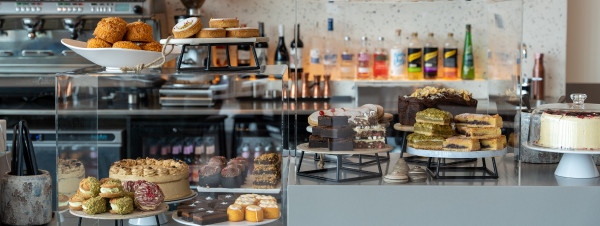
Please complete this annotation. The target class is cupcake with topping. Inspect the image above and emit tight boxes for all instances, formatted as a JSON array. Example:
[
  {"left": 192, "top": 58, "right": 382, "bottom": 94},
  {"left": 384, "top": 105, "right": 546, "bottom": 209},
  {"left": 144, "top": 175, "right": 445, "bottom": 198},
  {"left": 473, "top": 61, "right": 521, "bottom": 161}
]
[
  {"left": 220, "top": 165, "right": 242, "bottom": 188},
  {"left": 208, "top": 156, "right": 227, "bottom": 169},
  {"left": 198, "top": 164, "right": 221, "bottom": 187},
  {"left": 228, "top": 159, "right": 248, "bottom": 179}
]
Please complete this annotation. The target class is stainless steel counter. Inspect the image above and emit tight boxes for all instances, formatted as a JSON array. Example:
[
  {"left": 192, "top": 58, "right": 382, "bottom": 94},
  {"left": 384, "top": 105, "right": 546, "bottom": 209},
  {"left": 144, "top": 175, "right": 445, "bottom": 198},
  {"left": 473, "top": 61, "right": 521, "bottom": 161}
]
[{"left": 287, "top": 153, "right": 600, "bottom": 226}]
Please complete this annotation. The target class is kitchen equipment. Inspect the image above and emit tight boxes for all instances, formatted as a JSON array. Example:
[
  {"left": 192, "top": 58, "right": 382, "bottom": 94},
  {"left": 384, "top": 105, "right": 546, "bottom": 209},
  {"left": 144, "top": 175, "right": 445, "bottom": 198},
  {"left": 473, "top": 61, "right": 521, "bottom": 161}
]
[
  {"left": 180, "top": 0, "right": 206, "bottom": 17},
  {"left": 312, "top": 75, "right": 322, "bottom": 98}
]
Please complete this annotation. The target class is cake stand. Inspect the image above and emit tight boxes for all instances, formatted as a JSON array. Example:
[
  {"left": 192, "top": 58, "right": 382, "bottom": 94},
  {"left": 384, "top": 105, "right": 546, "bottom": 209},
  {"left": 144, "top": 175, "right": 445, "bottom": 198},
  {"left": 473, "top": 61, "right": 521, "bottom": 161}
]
[
  {"left": 296, "top": 143, "right": 393, "bottom": 182},
  {"left": 406, "top": 147, "right": 507, "bottom": 179},
  {"left": 172, "top": 212, "right": 279, "bottom": 226},
  {"left": 523, "top": 143, "right": 600, "bottom": 178},
  {"left": 129, "top": 190, "right": 198, "bottom": 226},
  {"left": 307, "top": 126, "right": 391, "bottom": 166},
  {"left": 71, "top": 203, "right": 168, "bottom": 226},
  {"left": 394, "top": 123, "right": 476, "bottom": 166}
]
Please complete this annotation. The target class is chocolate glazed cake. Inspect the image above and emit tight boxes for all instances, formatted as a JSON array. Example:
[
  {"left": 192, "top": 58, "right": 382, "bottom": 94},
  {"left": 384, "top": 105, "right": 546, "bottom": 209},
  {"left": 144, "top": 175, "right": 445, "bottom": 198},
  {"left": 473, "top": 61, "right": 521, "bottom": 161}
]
[{"left": 398, "top": 87, "right": 477, "bottom": 126}]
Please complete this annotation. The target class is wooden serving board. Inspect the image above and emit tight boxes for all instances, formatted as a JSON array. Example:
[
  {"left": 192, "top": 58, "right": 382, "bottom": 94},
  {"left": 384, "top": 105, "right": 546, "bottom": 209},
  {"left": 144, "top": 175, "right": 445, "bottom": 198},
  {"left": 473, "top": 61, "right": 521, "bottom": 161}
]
[
  {"left": 296, "top": 143, "right": 393, "bottom": 155},
  {"left": 69, "top": 203, "right": 168, "bottom": 220}
]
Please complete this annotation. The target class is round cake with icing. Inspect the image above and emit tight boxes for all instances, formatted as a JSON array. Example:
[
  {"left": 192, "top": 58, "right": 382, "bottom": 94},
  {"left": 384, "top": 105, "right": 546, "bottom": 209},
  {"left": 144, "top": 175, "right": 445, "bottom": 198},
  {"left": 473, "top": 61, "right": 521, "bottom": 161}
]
[
  {"left": 172, "top": 17, "right": 202, "bottom": 39},
  {"left": 109, "top": 158, "right": 191, "bottom": 201},
  {"left": 58, "top": 159, "right": 86, "bottom": 196},
  {"left": 538, "top": 110, "right": 600, "bottom": 149}
]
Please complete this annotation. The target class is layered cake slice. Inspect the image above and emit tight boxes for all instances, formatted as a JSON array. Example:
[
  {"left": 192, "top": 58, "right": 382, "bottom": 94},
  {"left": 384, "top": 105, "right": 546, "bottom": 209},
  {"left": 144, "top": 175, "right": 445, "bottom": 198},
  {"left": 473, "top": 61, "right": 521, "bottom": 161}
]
[
  {"left": 415, "top": 108, "right": 453, "bottom": 125},
  {"left": 480, "top": 135, "right": 507, "bottom": 150},
  {"left": 313, "top": 126, "right": 353, "bottom": 139},
  {"left": 329, "top": 138, "right": 354, "bottom": 151},
  {"left": 252, "top": 153, "right": 281, "bottom": 189},
  {"left": 463, "top": 127, "right": 501, "bottom": 139},
  {"left": 414, "top": 122, "right": 454, "bottom": 138},
  {"left": 407, "top": 133, "right": 445, "bottom": 150},
  {"left": 454, "top": 113, "right": 503, "bottom": 128},
  {"left": 443, "top": 136, "right": 481, "bottom": 151},
  {"left": 308, "top": 135, "right": 328, "bottom": 148},
  {"left": 353, "top": 125, "right": 386, "bottom": 138}
]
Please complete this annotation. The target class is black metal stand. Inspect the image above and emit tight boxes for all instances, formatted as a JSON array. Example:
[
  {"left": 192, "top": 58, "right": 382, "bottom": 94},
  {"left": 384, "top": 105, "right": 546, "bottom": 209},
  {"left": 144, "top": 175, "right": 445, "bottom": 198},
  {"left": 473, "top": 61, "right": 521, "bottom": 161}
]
[
  {"left": 76, "top": 215, "right": 160, "bottom": 226},
  {"left": 426, "top": 157, "right": 499, "bottom": 179},
  {"left": 176, "top": 42, "right": 261, "bottom": 71},
  {"left": 398, "top": 130, "right": 475, "bottom": 166},
  {"left": 296, "top": 151, "right": 383, "bottom": 182}
]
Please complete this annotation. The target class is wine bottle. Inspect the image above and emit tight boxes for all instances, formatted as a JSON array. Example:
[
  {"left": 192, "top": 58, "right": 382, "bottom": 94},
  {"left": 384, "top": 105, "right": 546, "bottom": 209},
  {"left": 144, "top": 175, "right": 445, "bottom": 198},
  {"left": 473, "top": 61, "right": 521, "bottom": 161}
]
[
  {"left": 461, "top": 24, "right": 475, "bottom": 79},
  {"left": 275, "top": 24, "right": 290, "bottom": 66},
  {"left": 255, "top": 22, "right": 269, "bottom": 66},
  {"left": 290, "top": 24, "right": 304, "bottom": 73},
  {"left": 237, "top": 24, "right": 251, "bottom": 66}
]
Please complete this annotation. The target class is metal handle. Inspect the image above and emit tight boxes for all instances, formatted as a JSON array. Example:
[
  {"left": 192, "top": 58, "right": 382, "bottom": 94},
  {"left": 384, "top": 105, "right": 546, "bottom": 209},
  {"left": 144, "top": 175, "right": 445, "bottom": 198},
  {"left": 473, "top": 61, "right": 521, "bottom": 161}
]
[{"left": 21, "top": 50, "right": 54, "bottom": 57}]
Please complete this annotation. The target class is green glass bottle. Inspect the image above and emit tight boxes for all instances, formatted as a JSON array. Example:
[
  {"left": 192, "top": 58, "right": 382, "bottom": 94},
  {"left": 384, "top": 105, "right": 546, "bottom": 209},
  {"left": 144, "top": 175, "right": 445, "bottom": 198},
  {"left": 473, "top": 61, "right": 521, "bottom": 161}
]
[{"left": 461, "top": 24, "right": 475, "bottom": 79}]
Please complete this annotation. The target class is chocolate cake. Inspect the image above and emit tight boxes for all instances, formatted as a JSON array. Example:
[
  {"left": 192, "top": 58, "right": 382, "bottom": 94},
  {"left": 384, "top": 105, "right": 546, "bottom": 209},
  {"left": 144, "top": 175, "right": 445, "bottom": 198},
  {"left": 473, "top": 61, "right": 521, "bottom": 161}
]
[
  {"left": 398, "top": 86, "right": 477, "bottom": 126},
  {"left": 192, "top": 210, "right": 228, "bottom": 225}
]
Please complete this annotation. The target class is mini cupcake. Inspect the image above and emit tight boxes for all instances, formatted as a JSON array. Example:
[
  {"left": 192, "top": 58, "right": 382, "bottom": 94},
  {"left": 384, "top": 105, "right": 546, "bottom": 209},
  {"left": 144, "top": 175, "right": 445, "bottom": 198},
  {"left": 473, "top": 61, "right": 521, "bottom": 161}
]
[
  {"left": 245, "top": 205, "right": 264, "bottom": 222},
  {"left": 82, "top": 196, "right": 107, "bottom": 214},
  {"left": 198, "top": 164, "right": 221, "bottom": 187},
  {"left": 68, "top": 194, "right": 86, "bottom": 211},
  {"left": 208, "top": 156, "right": 227, "bottom": 168},
  {"left": 227, "top": 204, "right": 244, "bottom": 222},
  {"left": 99, "top": 180, "right": 124, "bottom": 198},
  {"left": 109, "top": 197, "right": 134, "bottom": 215},
  {"left": 220, "top": 165, "right": 241, "bottom": 188},
  {"left": 78, "top": 177, "right": 101, "bottom": 199}
]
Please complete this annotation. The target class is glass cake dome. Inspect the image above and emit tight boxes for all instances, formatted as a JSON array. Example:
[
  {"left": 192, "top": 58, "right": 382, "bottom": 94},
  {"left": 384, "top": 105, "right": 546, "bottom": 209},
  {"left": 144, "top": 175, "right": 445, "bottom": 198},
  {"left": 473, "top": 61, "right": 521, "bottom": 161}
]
[{"left": 528, "top": 93, "right": 600, "bottom": 150}]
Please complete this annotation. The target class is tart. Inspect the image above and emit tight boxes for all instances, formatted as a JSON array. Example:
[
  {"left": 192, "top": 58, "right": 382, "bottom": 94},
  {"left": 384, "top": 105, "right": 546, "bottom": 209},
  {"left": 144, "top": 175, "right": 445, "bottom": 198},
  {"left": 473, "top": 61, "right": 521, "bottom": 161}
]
[
  {"left": 226, "top": 27, "right": 260, "bottom": 38},
  {"left": 209, "top": 18, "right": 239, "bottom": 28},
  {"left": 442, "top": 136, "right": 481, "bottom": 151},
  {"left": 196, "top": 28, "right": 226, "bottom": 38},
  {"left": 173, "top": 17, "right": 202, "bottom": 39}
]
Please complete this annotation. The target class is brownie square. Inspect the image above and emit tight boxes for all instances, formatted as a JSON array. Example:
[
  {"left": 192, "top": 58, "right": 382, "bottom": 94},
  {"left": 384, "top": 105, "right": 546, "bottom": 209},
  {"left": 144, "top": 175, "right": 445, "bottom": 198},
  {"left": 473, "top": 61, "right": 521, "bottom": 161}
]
[
  {"left": 213, "top": 201, "right": 231, "bottom": 212},
  {"left": 318, "top": 116, "right": 349, "bottom": 127},
  {"left": 192, "top": 210, "right": 228, "bottom": 225},
  {"left": 329, "top": 138, "right": 354, "bottom": 151},
  {"left": 217, "top": 194, "right": 236, "bottom": 201},
  {"left": 309, "top": 135, "right": 328, "bottom": 148}
]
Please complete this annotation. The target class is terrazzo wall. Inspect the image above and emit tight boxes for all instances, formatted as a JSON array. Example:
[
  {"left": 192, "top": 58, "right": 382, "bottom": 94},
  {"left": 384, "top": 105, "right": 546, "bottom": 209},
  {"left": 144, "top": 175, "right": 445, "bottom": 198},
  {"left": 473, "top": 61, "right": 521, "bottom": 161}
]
[{"left": 163, "top": 0, "right": 566, "bottom": 99}]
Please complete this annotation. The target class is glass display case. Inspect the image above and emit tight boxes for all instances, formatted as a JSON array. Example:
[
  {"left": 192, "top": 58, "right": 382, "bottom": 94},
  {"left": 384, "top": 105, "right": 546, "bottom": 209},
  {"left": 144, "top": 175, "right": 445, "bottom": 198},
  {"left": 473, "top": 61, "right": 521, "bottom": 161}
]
[{"left": 54, "top": 65, "right": 289, "bottom": 225}]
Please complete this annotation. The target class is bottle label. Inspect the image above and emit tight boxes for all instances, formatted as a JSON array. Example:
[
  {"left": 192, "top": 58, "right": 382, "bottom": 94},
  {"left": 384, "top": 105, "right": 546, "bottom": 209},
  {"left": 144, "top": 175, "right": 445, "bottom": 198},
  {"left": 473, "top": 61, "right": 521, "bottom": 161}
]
[
  {"left": 443, "top": 48, "right": 457, "bottom": 68},
  {"left": 423, "top": 47, "right": 438, "bottom": 72},
  {"left": 358, "top": 67, "right": 369, "bottom": 73},
  {"left": 324, "top": 54, "right": 337, "bottom": 65},
  {"left": 310, "top": 49, "right": 321, "bottom": 64},
  {"left": 463, "top": 54, "right": 474, "bottom": 67},
  {"left": 238, "top": 50, "right": 251, "bottom": 61},
  {"left": 407, "top": 48, "right": 422, "bottom": 72},
  {"left": 374, "top": 53, "right": 387, "bottom": 62},
  {"left": 290, "top": 47, "right": 303, "bottom": 69},
  {"left": 341, "top": 53, "right": 353, "bottom": 61},
  {"left": 358, "top": 53, "right": 369, "bottom": 62},
  {"left": 390, "top": 49, "right": 405, "bottom": 67},
  {"left": 256, "top": 48, "right": 268, "bottom": 65}
]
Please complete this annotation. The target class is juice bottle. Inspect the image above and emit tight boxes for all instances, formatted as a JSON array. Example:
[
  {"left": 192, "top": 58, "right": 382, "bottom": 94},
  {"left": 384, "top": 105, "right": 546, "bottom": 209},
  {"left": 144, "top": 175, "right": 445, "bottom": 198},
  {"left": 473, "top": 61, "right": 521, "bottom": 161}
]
[
  {"left": 443, "top": 33, "right": 458, "bottom": 79},
  {"left": 373, "top": 37, "right": 389, "bottom": 79},
  {"left": 407, "top": 33, "right": 423, "bottom": 80},
  {"left": 357, "top": 36, "right": 371, "bottom": 79}
]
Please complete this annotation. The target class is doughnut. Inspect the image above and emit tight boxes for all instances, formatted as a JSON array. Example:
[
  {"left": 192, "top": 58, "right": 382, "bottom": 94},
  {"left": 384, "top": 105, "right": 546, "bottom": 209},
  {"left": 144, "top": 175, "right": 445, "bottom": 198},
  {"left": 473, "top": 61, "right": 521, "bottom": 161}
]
[
  {"left": 93, "top": 18, "right": 127, "bottom": 44},
  {"left": 209, "top": 18, "right": 239, "bottom": 28},
  {"left": 172, "top": 17, "right": 202, "bottom": 39},
  {"left": 112, "top": 41, "right": 142, "bottom": 50},
  {"left": 196, "top": 28, "right": 226, "bottom": 38},
  {"left": 134, "top": 181, "right": 164, "bottom": 211},
  {"left": 86, "top": 37, "right": 112, "bottom": 48},
  {"left": 139, "top": 41, "right": 163, "bottom": 52},
  {"left": 124, "top": 21, "right": 154, "bottom": 42},
  {"left": 226, "top": 27, "right": 259, "bottom": 38}
]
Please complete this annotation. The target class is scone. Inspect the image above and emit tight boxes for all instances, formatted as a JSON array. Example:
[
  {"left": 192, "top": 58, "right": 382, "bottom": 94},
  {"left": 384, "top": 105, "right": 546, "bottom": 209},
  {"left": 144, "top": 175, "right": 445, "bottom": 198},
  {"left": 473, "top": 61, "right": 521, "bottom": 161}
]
[
  {"left": 172, "top": 17, "right": 202, "bottom": 39},
  {"left": 139, "top": 41, "right": 163, "bottom": 52},
  {"left": 226, "top": 27, "right": 259, "bottom": 38},
  {"left": 196, "top": 28, "right": 226, "bottom": 38},
  {"left": 112, "top": 41, "right": 142, "bottom": 50},
  {"left": 209, "top": 18, "right": 239, "bottom": 28},
  {"left": 86, "top": 37, "right": 111, "bottom": 48},
  {"left": 93, "top": 18, "right": 127, "bottom": 44},
  {"left": 124, "top": 21, "right": 154, "bottom": 42}
]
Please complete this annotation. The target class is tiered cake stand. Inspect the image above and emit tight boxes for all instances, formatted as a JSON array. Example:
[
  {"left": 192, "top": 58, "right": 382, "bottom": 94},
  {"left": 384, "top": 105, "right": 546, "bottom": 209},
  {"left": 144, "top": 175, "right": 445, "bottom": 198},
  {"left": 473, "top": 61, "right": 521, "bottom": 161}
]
[
  {"left": 296, "top": 143, "right": 393, "bottom": 182},
  {"left": 524, "top": 143, "right": 600, "bottom": 178},
  {"left": 70, "top": 203, "right": 169, "bottom": 226},
  {"left": 406, "top": 147, "right": 507, "bottom": 179},
  {"left": 160, "top": 37, "right": 269, "bottom": 71}
]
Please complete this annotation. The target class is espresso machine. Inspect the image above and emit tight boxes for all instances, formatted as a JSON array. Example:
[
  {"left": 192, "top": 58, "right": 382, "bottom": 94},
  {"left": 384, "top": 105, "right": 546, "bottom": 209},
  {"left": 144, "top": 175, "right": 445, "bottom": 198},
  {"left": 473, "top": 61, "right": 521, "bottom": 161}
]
[{"left": 0, "top": 0, "right": 162, "bottom": 100}]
